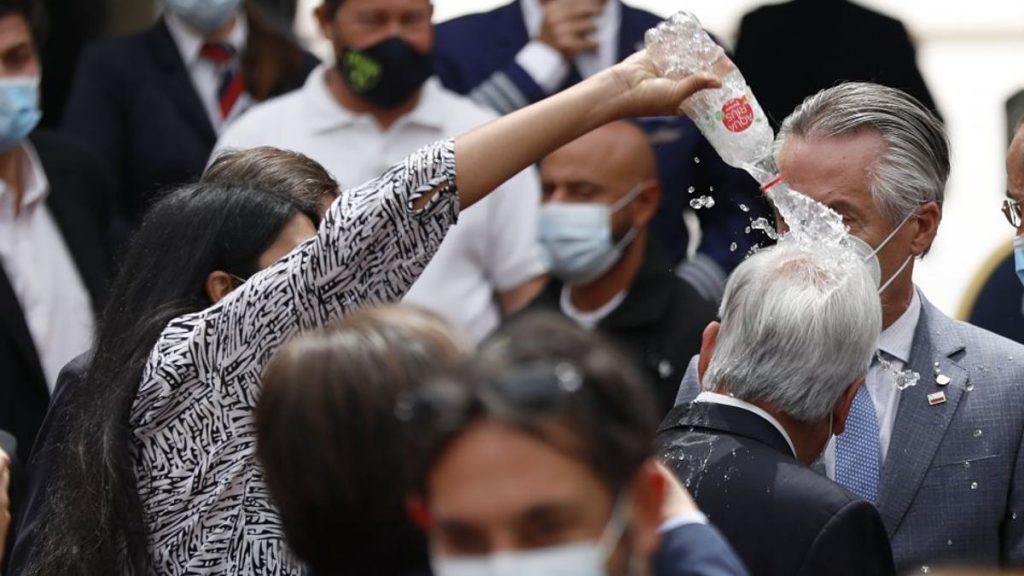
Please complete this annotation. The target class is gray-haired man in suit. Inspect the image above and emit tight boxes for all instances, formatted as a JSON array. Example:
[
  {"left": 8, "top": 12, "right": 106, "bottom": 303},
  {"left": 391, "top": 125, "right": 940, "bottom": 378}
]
[{"left": 677, "top": 81, "right": 1024, "bottom": 573}]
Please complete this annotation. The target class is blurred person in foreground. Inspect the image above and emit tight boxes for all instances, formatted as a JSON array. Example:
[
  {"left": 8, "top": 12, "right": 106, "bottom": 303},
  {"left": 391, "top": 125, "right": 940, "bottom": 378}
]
[
  {"left": 677, "top": 82, "right": 1024, "bottom": 572},
  {"left": 12, "top": 45, "right": 723, "bottom": 575},
  {"left": 216, "top": 0, "right": 547, "bottom": 343},
  {"left": 528, "top": 120, "right": 715, "bottom": 414},
  {"left": 406, "top": 314, "right": 749, "bottom": 576},
  {"left": 256, "top": 305, "right": 464, "bottom": 576},
  {"left": 660, "top": 241, "right": 895, "bottom": 575}
]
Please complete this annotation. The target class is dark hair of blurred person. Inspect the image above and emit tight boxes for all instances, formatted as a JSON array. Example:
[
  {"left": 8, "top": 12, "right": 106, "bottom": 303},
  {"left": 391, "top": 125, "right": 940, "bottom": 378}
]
[
  {"left": 205, "top": 146, "right": 340, "bottom": 218},
  {"left": 406, "top": 314, "right": 672, "bottom": 576},
  {"left": 256, "top": 305, "right": 464, "bottom": 576},
  {"left": 17, "top": 183, "right": 318, "bottom": 575}
]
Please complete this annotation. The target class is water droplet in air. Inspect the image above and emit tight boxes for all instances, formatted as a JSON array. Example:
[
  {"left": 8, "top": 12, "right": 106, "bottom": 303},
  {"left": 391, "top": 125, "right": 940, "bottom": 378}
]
[
  {"left": 971, "top": 481, "right": 979, "bottom": 490},
  {"left": 963, "top": 461, "right": 971, "bottom": 469},
  {"left": 744, "top": 226, "right": 751, "bottom": 234},
  {"left": 921, "top": 566, "right": 930, "bottom": 573},
  {"left": 966, "top": 383, "right": 976, "bottom": 392},
  {"left": 709, "top": 186, "right": 715, "bottom": 192},
  {"left": 730, "top": 242, "right": 738, "bottom": 252},
  {"left": 690, "top": 196, "right": 715, "bottom": 210},
  {"left": 974, "top": 429, "right": 983, "bottom": 438},
  {"left": 687, "top": 186, "right": 696, "bottom": 195},
  {"left": 750, "top": 217, "right": 779, "bottom": 240},
  {"left": 947, "top": 540, "right": 953, "bottom": 546},
  {"left": 1013, "top": 512, "right": 1019, "bottom": 520},
  {"left": 693, "top": 156, "right": 701, "bottom": 164},
  {"left": 739, "top": 203, "right": 750, "bottom": 212}
]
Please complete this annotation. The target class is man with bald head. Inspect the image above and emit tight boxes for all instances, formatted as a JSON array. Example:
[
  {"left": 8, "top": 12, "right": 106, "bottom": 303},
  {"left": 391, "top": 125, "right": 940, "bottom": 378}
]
[{"left": 526, "top": 121, "right": 716, "bottom": 414}]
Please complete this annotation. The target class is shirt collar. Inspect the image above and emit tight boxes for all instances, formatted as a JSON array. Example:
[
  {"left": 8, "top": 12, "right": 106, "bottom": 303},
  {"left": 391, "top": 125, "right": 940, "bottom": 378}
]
[
  {"left": 878, "top": 288, "right": 921, "bottom": 363},
  {"left": 0, "top": 141, "right": 50, "bottom": 217},
  {"left": 694, "top": 391, "right": 798, "bottom": 458},
  {"left": 304, "top": 65, "right": 446, "bottom": 134},
  {"left": 164, "top": 9, "right": 248, "bottom": 67}
]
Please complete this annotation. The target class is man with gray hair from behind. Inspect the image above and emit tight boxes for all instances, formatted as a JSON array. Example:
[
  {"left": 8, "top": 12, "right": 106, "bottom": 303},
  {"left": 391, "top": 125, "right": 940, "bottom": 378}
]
[
  {"left": 676, "top": 81, "right": 1024, "bottom": 572},
  {"left": 660, "top": 240, "right": 895, "bottom": 576}
]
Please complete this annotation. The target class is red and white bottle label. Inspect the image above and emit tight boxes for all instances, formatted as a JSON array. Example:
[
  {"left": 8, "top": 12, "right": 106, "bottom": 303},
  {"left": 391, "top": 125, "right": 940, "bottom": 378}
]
[{"left": 721, "top": 97, "right": 754, "bottom": 133}]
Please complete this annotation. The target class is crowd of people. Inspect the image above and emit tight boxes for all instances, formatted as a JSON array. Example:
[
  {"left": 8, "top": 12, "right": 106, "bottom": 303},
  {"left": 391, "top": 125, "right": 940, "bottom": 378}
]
[{"left": 0, "top": 0, "right": 1022, "bottom": 575}]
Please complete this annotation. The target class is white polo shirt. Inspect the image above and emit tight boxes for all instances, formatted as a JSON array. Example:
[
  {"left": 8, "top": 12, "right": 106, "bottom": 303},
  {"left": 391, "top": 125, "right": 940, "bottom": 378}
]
[{"left": 215, "top": 66, "right": 545, "bottom": 341}]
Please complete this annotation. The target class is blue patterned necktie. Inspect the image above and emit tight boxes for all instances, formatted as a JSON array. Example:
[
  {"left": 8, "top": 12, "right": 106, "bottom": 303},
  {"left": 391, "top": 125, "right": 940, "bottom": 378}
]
[{"left": 835, "top": 383, "right": 881, "bottom": 502}]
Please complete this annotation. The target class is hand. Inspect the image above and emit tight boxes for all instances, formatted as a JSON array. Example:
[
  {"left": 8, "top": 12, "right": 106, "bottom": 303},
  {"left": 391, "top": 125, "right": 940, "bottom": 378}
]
[
  {"left": 602, "top": 50, "right": 720, "bottom": 119},
  {"left": 0, "top": 448, "right": 10, "bottom": 563},
  {"left": 655, "top": 460, "right": 700, "bottom": 523},
  {"left": 537, "top": 0, "right": 602, "bottom": 60}
]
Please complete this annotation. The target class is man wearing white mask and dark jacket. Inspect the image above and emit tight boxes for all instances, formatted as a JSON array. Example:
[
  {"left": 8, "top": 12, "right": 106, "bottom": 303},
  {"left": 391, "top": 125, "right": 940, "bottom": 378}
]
[
  {"left": 216, "top": 0, "right": 548, "bottom": 343},
  {"left": 0, "top": 0, "right": 110, "bottom": 468},
  {"left": 61, "top": 0, "right": 318, "bottom": 245},
  {"left": 525, "top": 121, "right": 716, "bottom": 415}
]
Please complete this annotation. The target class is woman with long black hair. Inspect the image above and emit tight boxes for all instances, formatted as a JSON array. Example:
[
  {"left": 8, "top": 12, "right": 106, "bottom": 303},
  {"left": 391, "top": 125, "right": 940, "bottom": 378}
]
[{"left": 24, "top": 52, "right": 719, "bottom": 575}]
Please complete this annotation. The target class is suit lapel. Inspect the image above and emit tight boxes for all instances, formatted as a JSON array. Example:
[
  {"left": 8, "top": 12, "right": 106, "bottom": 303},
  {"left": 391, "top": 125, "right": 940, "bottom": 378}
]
[
  {"left": 877, "top": 294, "right": 967, "bottom": 536},
  {"left": 148, "top": 19, "right": 217, "bottom": 146},
  {"left": 0, "top": 266, "right": 46, "bottom": 389}
]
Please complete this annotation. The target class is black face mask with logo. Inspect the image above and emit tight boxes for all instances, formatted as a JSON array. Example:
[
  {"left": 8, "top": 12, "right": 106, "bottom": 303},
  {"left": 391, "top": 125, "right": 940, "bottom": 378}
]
[{"left": 338, "top": 36, "right": 434, "bottom": 109}]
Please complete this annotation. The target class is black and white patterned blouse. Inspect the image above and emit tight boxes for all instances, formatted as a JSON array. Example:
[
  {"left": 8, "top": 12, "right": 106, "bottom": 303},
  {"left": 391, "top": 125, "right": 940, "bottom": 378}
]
[{"left": 129, "top": 140, "right": 458, "bottom": 575}]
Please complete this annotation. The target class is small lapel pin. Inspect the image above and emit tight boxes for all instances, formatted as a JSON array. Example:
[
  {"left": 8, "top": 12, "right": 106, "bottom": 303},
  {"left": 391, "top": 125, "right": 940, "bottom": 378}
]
[
  {"left": 936, "top": 374, "right": 951, "bottom": 386},
  {"left": 928, "top": 391, "right": 947, "bottom": 406}
]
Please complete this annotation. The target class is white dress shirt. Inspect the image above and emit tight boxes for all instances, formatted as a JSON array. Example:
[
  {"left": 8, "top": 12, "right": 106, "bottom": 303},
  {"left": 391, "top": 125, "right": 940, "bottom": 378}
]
[
  {"left": 825, "top": 289, "right": 922, "bottom": 478},
  {"left": 0, "top": 143, "right": 94, "bottom": 390},
  {"left": 694, "top": 391, "right": 798, "bottom": 458},
  {"left": 517, "top": 0, "right": 622, "bottom": 93},
  {"left": 164, "top": 10, "right": 252, "bottom": 132},
  {"left": 215, "top": 67, "right": 546, "bottom": 341}
]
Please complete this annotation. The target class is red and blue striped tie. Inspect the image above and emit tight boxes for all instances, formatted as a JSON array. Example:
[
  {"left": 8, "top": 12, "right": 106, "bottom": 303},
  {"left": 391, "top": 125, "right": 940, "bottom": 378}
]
[{"left": 200, "top": 42, "right": 245, "bottom": 120}]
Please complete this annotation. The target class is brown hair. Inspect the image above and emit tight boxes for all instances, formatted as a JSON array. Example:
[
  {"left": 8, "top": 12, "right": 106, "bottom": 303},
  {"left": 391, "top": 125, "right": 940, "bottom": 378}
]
[
  {"left": 204, "top": 146, "right": 340, "bottom": 221},
  {"left": 243, "top": 0, "right": 316, "bottom": 101},
  {"left": 256, "top": 305, "right": 464, "bottom": 575}
]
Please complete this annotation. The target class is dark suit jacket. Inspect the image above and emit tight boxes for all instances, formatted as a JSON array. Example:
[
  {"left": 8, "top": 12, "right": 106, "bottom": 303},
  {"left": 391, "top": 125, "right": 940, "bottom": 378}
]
[
  {"left": 655, "top": 521, "right": 750, "bottom": 576},
  {"left": 734, "top": 0, "right": 940, "bottom": 129},
  {"left": 61, "top": 13, "right": 318, "bottom": 241},
  {"left": 0, "top": 131, "right": 110, "bottom": 466},
  {"left": 526, "top": 239, "right": 716, "bottom": 416},
  {"left": 434, "top": 2, "right": 770, "bottom": 277},
  {"left": 658, "top": 402, "right": 896, "bottom": 576}
]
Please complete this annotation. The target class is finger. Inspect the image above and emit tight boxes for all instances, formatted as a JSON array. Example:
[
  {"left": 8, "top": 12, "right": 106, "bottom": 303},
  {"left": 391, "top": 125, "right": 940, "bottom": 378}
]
[
  {"left": 546, "top": 2, "right": 603, "bottom": 23},
  {"left": 553, "top": 18, "right": 597, "bottom": 38},
  {"left": 675, "top": 73, "right": 722, "bottom": 113},
  {"left": 556, "top": 36, "right": 599, "bottom": 55}
]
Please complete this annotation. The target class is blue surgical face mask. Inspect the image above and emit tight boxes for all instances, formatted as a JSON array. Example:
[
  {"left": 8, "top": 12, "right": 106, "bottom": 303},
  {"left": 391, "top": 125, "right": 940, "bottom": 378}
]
[
  {"left": 431, "top": 494, "right": 634, "bottom": 576},
  {"left": 539, "top": 185, "right": 644, "bottom": 286},
  {"left": 1014, "top": 234, "right": 1024, "bottom": 287},
  {"left": 164, "top": 0, "right": 241, "bottom": 32},
  {"left": 0, "top": 75, "right": 41, "bottom": 153}
]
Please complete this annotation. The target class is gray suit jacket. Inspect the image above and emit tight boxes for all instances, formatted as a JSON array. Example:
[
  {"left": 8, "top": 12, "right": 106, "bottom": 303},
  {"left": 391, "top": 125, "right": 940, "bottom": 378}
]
[{"left": 674, "top": 290, "right": 1024, "bottom": 572}]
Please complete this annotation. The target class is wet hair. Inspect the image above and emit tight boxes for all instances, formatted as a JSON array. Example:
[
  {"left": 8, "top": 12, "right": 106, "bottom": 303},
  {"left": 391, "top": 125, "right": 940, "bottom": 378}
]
[
  {"left": 29, "top": 182, "right": 312, "bottom": 575},
  {"left": 205, "top": 146, "right": 340, "bottom": 222},
  {"left": 0, "top": 0, "right": 47, "bottom": 46},
  {"left": 408, "top": 313, "right": 658, "bottom": 499},
  {"left": 704, "top": 242, "right": 881, "bottom": 422},
  {"left": 777, "top": 82, "right": 950, "bottom": 228},
  {"left": 257, "top": 305, "right": 464, "bottom": 576}
]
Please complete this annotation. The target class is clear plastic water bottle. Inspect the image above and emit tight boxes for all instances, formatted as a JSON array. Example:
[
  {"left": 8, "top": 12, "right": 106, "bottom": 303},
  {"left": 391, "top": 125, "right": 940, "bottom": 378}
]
[{"left": 645, "top": 11, "right": 776, "bottom": 183}]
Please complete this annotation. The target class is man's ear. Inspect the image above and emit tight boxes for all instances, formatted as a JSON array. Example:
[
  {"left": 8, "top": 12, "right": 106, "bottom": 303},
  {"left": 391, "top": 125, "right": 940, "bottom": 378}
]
[
  {"left": 626, "top": 460, "right": 667, "bottom": 558},
  {"left": 832, "top": 376, "right": 864, "bottom": 436},
  {"left": 314, "top": 4, "right": 336, "bottom": 43},
  {"left": 632, "top": 181, "right": 661, "bottom": 228},
  {"left": 406, "top": 495, "right": 432, "bottom": 531},
  {"left": 697, "top": 321, "right": 720, "bottom": 385},
  {"left": 205, "top": 270, "right": 236, "bottom": 304},
  {"left": 910, "top": 201, "right": 941, "bottom": 256}
]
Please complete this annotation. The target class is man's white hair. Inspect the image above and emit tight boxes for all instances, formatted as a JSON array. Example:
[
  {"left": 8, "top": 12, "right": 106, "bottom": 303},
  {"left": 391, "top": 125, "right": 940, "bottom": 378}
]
[{"left": 703, "top": 242, "right": 882, "bottom": 422}]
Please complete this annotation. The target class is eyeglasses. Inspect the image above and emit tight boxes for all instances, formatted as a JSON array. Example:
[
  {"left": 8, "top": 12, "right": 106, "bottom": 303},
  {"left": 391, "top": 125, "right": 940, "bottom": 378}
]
[{"left": 1003, "top": 197, "right": 1022, "bottom": 228}]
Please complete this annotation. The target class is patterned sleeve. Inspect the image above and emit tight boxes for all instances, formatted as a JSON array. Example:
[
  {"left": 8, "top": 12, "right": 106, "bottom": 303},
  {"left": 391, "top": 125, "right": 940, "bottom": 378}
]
[{"left": 133, "top": 139, "right": 459, "bottom": 429}]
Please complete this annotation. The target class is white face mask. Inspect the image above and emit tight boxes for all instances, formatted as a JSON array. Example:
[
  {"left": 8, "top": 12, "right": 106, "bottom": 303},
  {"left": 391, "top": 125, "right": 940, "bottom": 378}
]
[
  {"left": 431, "top": 495, "right": 633, "bottom": 576},
  {"left": 844, "top": 210, "right": 916, "bottom": 295},
  {"left": 164, "top": 0, "right": 241, "bottom": 32},
  {"left": 538, "top": 185, "right": 644, "bottom": 285}
]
